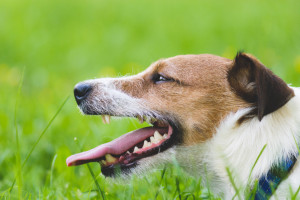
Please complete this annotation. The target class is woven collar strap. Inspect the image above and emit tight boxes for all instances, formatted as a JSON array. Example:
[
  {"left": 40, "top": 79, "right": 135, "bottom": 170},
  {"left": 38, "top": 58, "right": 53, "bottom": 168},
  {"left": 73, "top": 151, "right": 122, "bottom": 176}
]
[{"left": 253, "top": 154, "right": 298, "bottom": 200}]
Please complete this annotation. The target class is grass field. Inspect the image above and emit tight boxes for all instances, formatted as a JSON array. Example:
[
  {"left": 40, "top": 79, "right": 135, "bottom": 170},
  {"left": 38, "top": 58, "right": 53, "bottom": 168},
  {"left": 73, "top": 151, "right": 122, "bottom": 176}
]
[{"left": 0, "top": 0, "right": 300, "bottom": 199}]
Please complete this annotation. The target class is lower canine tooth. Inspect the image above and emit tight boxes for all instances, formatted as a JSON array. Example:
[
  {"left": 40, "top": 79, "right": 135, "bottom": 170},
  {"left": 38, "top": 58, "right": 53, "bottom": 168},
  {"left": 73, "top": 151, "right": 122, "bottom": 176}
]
[
  {"left": 133, "top": 146, "right": 139, "bottom": 153},
  {"left": 100, "top": 160, "right": 107, "bottom": 165},
  {"left": 105, "top": 154, "right": 117, "bottom": 163}
]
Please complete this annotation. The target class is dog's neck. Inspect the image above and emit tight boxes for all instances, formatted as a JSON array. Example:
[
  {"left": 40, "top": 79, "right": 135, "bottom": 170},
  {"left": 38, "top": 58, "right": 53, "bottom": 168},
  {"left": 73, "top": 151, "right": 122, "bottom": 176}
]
[{"left": 176, "top": 87, "right": 300, "bottom": 198}]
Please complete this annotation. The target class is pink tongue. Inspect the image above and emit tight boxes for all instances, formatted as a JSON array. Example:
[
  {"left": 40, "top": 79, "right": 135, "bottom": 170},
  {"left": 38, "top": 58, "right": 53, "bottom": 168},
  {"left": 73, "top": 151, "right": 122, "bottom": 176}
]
[{"left": 66, "top": 127, "right": 168, "bottom": 166}]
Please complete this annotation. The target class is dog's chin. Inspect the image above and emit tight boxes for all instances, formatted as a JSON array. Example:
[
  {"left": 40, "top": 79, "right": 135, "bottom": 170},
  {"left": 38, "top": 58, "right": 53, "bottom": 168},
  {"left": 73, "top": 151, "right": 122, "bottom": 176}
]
[{"left": 66, "top": 104, "right": 181, "bottom": 177}]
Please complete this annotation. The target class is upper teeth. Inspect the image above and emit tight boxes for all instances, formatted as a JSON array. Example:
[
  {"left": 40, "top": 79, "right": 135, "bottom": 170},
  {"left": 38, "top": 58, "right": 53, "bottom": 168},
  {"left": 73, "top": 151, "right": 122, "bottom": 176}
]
[
  {"left": 102, "top": 115, "right": 111, "bottom": 124},
  {"left": 101, "top": 115, "right": 160, "bottom": 125},
  {"left": 137, "top": 115, "right": 144, "bottom": 123},
  {"left": 136, "top": 116, "right": 158, "bottom": 124},
  {"left": 144, "top": 116, "right": 151, "bottom": 124}
]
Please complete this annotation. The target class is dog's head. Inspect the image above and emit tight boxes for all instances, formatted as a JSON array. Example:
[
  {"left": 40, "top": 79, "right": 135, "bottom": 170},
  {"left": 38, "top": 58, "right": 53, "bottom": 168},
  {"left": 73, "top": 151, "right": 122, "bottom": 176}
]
[{"left": 66, "top": 53, "right": 294, "bottom": 177}]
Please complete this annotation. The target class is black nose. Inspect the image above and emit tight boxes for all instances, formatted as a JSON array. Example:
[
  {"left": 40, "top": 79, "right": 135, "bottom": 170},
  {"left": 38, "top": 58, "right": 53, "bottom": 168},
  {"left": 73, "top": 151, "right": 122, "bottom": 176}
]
[{"left": 74, "top": 83, "right": 92, "bottom": 105}]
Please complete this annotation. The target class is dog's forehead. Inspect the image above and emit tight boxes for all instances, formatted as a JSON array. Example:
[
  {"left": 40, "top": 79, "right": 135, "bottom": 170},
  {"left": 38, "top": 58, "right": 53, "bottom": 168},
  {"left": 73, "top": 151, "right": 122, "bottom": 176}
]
[
  {"left": 148, "top": 54, "right": 231, "bottom": 72},
  {"left": 165, "top": 54, "right": 232, "bottom": 69},
  {"left": 145, "top": 54, "right": 232, "bottom": 82}
]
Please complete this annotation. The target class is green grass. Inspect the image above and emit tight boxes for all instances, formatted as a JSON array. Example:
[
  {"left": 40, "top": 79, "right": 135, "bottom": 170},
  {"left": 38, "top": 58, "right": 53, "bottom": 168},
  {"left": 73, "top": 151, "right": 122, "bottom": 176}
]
[{"left": 0, "top": 0, "right": 300, "bottom": 199}]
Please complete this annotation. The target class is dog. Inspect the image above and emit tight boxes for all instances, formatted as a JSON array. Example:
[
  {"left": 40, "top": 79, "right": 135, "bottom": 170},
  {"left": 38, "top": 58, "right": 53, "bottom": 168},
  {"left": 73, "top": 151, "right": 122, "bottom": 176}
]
[{"left": 66, "top": 53, "right": 300, "bottom": 199}]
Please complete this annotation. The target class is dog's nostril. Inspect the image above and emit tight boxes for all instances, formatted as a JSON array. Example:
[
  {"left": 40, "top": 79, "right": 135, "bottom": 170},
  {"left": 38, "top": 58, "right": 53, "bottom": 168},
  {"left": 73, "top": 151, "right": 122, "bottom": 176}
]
[{"left": 74, "top": 83, "right": 92, "bottom": 104}]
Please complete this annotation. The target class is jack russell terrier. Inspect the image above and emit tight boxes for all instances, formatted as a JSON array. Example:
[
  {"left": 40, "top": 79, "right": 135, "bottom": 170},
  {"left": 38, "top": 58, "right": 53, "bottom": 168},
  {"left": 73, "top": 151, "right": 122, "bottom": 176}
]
[{"left": 67, "top": 53, "right": 300, "bottom": 199}]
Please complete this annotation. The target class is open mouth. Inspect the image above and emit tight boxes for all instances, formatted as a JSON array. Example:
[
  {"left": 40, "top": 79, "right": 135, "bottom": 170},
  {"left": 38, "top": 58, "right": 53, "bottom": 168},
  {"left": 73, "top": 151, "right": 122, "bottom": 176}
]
[{"left": 66, "top": 115, "right": 177, "bottom": 177}]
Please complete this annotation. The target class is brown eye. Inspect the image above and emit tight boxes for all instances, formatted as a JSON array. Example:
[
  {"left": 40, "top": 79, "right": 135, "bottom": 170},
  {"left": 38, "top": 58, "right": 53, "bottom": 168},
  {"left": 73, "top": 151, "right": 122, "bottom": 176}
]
[{"left": 152, "top": 74, "right": 172, "bottom": 84}]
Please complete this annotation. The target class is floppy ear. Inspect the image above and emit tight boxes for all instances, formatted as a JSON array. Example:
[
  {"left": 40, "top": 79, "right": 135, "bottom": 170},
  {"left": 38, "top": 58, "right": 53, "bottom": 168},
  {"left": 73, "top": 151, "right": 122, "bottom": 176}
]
[{"left": 227, "top": 52, "right": 294, "bottom": 121}]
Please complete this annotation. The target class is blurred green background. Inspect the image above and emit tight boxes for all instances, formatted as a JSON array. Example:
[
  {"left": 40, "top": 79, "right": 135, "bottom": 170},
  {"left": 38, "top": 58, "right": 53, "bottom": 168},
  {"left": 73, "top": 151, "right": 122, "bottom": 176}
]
[{"left": 1, "top": 0, "right": 300, "bottom": 199}]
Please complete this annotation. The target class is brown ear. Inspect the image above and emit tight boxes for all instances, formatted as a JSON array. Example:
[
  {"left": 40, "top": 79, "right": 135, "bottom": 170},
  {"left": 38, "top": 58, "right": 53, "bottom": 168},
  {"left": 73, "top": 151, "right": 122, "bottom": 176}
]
[{"left": 227, "top": 52, "right": 294, "bottom": 121}]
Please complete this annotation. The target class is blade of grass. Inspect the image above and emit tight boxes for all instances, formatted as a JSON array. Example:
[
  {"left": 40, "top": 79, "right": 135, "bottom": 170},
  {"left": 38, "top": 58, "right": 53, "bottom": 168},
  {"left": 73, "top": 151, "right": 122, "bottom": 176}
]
[
  {"left": 175, "top": 177, "right": 182, "bottom": 200},
  {"left": 14, "top": 67, "right": 25, "bottom": 200},
  {"left": 9, "top": 96, "right": 70, "bottom": 193},
  {"left": 21, "top": 96, "right": 70, "bottom": 168},
  {"left": 245, "top": 144, "right": 267, "bottom": 198},
  {"left": 183, "top": 193, "right": 195, "bottom": 200},
  {"left": 226, "top": 167, "right": 241, "bottom": 200},
  {"left": 204, "top": 164, "right": 212, "bottom": 200},
  {"left": 0, "top": 188, "right": 11, "bottom": 199},
  {"left": 50, "top": 154, "right": 58, "bottom": 188},
  {"left": 291, "top": 135, "right": 300, "bottom": 199},
  {"left": 248, "top": 180, "right": 259, "bottom": 200},
  {"left": 154, "top": 166, "right": 167, "bottom": 199},
  {"left": 74, "top": 137, "right": 105, "bottom": 200},
  {"left": 292, "top": 135, "right": 300, "bottom": 155},
  {"left": 86, "top": 163, "right": 105, "bottom": 200},
  {"left": 292, "top": 185, "right": 300, "bottom": 200},
  {"left": 248, "top": 144, "right": 267, "bottom": 182}
]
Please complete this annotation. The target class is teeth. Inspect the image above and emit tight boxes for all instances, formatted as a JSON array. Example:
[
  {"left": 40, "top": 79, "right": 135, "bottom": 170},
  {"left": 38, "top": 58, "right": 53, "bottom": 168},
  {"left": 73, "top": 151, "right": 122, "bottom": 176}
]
[
  {"left": 100, "top": 160, "right": 107, "bottom": 165},
  {"left": 150, "top": 118, "right": 157, "bottom": 124},
  {"left": 154, "top": 131, "right": 163, "bottom": 140},
  {"left": 102, "top": 115, "right": 111, "bottom": 124},
  {"left": 150, "top": 136, "right": 158, "bottom": 144},
  {"left": 138, "top": 116, "right": 158, "bottom": 124},
  {"left": 105, "top": 115, "right": 111, "bottom": 124},
  {"left": 144, "top": 116, "right": 151, "bottom": 124},
  {"left": 133, "top": 146, "right": 139, "bottom": 153},
  {"left": 126, "top": 151, "right": 131, "bottom": 154},
  {"left": 163, "top": 134, "right": 168, "bottom": 139},
  {"left": 142, "top": 140, "right": 151, "bottom": 148},
  {"left": 105, "top": 154, "right": 117, "bottom": 163},
  {"left": 137, "top": 115, "right": 144, "bottom": 123}
]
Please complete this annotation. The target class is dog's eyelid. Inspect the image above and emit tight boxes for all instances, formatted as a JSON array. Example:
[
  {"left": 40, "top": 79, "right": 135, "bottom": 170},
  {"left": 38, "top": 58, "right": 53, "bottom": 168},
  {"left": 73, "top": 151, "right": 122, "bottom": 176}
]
[{"left": 152, "top": 73, "right": 173, "bottom": 84}]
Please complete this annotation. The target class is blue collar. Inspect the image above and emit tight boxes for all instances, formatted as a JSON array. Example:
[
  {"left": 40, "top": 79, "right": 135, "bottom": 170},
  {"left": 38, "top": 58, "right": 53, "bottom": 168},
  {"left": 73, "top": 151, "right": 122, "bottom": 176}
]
[{"left": 251, "top": 154, "right": 298, "bottom": 200}]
